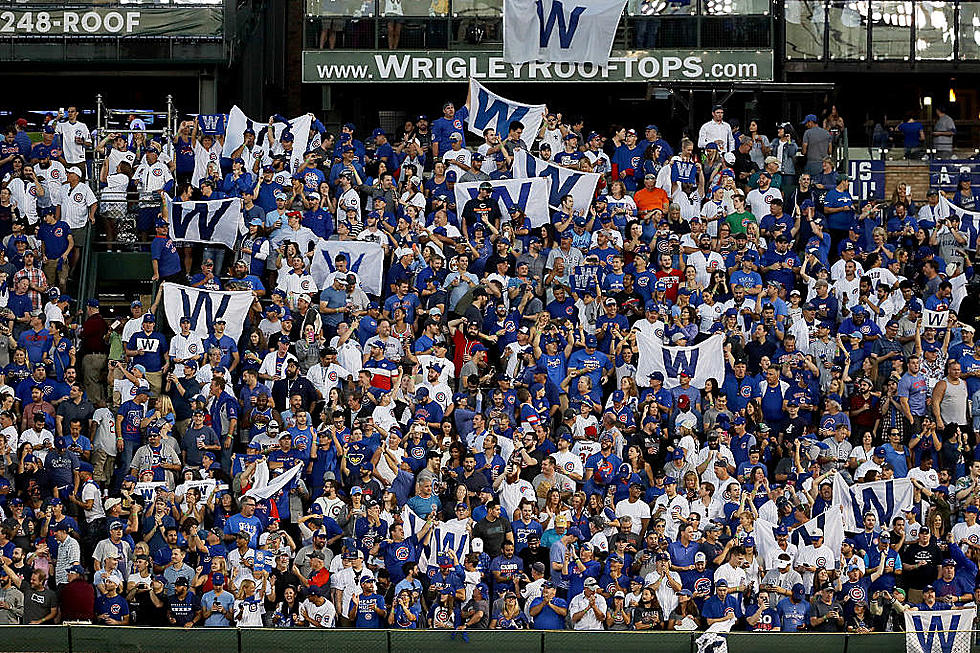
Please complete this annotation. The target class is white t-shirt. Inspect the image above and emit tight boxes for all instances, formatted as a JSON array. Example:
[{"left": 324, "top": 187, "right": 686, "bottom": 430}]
[{"left": 615, "top": 498, "right": 651, "bottom": 534}]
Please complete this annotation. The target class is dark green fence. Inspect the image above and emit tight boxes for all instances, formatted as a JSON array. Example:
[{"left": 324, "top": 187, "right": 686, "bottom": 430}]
[{"left": 0, "top": 626, "right": 952, "bottom": 653}]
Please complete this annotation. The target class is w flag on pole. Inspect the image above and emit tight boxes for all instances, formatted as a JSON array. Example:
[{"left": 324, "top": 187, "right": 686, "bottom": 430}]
[
  {"left": 466, "top": 79, "right": 546, "bottom": 150},
  {"left": 833, "top": 473, "right": 915, "bottom": 532},
  {"left": 309, "top": 241, "right": 385, "bottom": 296},
  {"left": 166, "top": 195, "right": 244, "bottom": 250},
  {"left": 453, "top": 178, "right": 552, "bottom": 228},
  {"left": 754, "top": 510, "right": 843, "bottom": 567},
  {"left": 223, "top": 106, "right": 314, "bottom": 174},
  {"left": 906, "top": 608, "right": 976, "bottom": 653},
  {"left": 512, "top": 149, "right": 599, "bottom": 213},
  {"left": 503, "top": 0, "right": 628, "bottom": 66},
  {"left": 161, "top": 283, "right": 254, "bottom": 341},
  {"left": 635, "top": 332, "right": 725, "bottom": 389}
]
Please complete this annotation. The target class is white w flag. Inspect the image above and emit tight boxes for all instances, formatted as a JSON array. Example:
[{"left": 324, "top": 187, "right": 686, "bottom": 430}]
[
  {"left": 222, "top": 106, "right": 314, "bottom": 173},
  {"left": 503, "top": 0, "right": 628, "bottom": 66},
  {"left": 166, "top": 195, "right": 244, "bottom": 250},
  {"left": 454, "top": 177, "right": 552, "bottom": 228},
  {"left": 905, "top": 608, "right": 976, "bottom": 653},
  {"left": 512, "top": 148, "right": 599, "bottom": 213},
  {"left": 161, "top": 282, "right": 254, "bottom": 341},
  {"left": 635, "top": 332, "right": 725, "bottom": 389},
  {"left": 426, "top": 519, "right": 472, "bottom": 569},
  {"left": 466, "top": 79, "right": 545, "bottom": 150},
  {"left": 246, "top": 462, "right": 303, "bottom": 501},
  {"left": 938, "top": 195, "right": 980, "bottom": 247},
  {"left": 309, "top": 241, "right": 385, "bottom": 296},
  {"left": 924, "top": 308, "right": 950, "bottom": 328},
  {"left": 833, "top": 473, "right": 915, "bottom": 532},
  {"left": 754, "top": 510, "right": 844, "bottom": 567}
]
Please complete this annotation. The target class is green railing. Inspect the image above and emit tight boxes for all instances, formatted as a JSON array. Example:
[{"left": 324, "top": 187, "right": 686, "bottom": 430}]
[{"left": 0, "top": 625, "right": 960, "bottom": 653}]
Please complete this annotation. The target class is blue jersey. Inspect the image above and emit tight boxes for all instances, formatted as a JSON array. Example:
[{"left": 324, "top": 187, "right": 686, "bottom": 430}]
[
  {"left": 38, "top": 219, "right": 73, "bottom": 259},
  {"left": 381, "top": 536, "right": 422, "bottom": 583},
  {"left": 151, "top": 235, "right": 182, "bottom": 278}
]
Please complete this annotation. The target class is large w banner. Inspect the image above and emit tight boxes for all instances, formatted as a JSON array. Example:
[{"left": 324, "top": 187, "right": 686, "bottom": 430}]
[
  {"left": 309, "top": 241, "right": 385, "bottom": 296},
  {"left": 503, "top": 0, "right": 628, "bottom": 66},
  {"left": 466, "top": 79, "right": 545, "bottom": 149},
  {"left": 161, "top": 283, "right": 254, "bottom": 341},
  {"left": 166, "top": 195, "right": 244, "bottom": 250},
  {"left": 833, "top": 473, "right": 914, "bottom": 532},
  {"left": 401, "top": 505, "right": 471, "bottom": 569},
  {"left": 754, "top": 509, "right": 844, "bottom": 571},
  {"left": 906, "top": 608, "right": 976, "bottom": 653},
  {"left": 453, "top": 178, "right": 552, "bottom": 228},
  {"left": 635, "top": 332, "right": 725, "bottom": 389},
  {"left": 512, "top": 149, "right": 599, "bottom": 214},
  {"left": 222, "top": 106, "right": 315, "bottom": 174}
]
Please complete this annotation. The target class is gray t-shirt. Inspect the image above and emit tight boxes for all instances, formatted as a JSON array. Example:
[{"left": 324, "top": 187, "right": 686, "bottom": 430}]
[
  {"left": 803, "top": 127, "right": 832, "bottom": 163},
  {"left": 21, "top": 581, "right": 56, "bottom": 624},
  {"left": 934, "top": 114, "right": 956, "bottom": 150},
  {"left": 182, "top": 425, "right": 220, "bottom": 467}
]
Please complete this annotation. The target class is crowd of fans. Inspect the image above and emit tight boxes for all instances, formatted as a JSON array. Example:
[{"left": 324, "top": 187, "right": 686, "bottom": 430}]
[{"left": 0, "top": 100, "right": 972, "bottom": 633}]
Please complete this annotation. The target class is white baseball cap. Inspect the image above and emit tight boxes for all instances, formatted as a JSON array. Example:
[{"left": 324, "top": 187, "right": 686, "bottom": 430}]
[{"left": 66, "top": 166, "right": 82, "bottom": 177}]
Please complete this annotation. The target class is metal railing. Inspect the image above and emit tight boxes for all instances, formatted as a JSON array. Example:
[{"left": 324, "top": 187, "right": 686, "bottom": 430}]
[
  {"left": 0, "top": 624, "right": 968, "bottom": 653},
  {"left": 303, "top": 0, "right": 774, "bottom": 50},
  {"left": 784, "top": 0, "right": 980, "bottom": 63}
]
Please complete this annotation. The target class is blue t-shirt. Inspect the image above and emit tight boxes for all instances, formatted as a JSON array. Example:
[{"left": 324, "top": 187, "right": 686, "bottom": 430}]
[
  {"left": 823, "top": 188, "right": 856, "bottom": 231},
  {"left": 897, "top": 122, "right": 923, "bottom": 148},
  {"left": 127, "top": 331, "right": 168, "bottom": 372},
  {"left": 776, "top": 597, "right": 810, "bottom": 632},
  {"left": 897, "top": 372, "right": 929, "bottom": 416},
  {"left": 151, "top": 235, "right": 182, "bottom": 278},
  {"left": 96, "top": 594, "right": 131, "bottom": 623},
  {"left": 223, "top": 513, "right": 262, "bottom": 547},
  {"left": 202, "top": 590, "right": 233, "bottom": 626},
  {"left": 528, "top": 596, "right": 568, "bottom": 629},
  {"left": 354, "top": 593, "right": 386, "bottom": 628}
]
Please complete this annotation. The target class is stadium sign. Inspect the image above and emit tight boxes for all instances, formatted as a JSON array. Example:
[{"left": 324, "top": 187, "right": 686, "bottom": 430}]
[
  {"left": 303, "top": 49, "right": 773, "bottom": 83},
  {"left": 0, "top": 8, "right": 222, "bottom": 37}
]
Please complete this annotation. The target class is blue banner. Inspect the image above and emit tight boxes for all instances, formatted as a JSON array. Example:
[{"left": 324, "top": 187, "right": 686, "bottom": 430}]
[
  {"left": 847, "top": 160, "right": 885, "bottom": 200},
  {"left": 930, "top": 159, "right": 980, "bottom": 192}
]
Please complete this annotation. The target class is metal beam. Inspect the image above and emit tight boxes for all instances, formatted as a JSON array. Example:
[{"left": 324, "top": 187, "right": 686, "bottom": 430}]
[{"left": 652, "top": 81, "right": 836, "bottom": 93}]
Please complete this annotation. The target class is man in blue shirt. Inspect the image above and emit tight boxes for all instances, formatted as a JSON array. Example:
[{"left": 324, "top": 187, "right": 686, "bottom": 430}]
[
  {"left": 897, "top": 354, "right": 929, "bottom": 431},
  {"left": 776, "top": 583, "right": 810, "bottom": 631},
  {"left": 823, "top": 176, "right": 856, "bottom": 246},
  {"left": 150, "top": 218, "right": 182, "bottom": 283},
  {"left": 17, "top": 314, "right": 51, "bottom": 366},
  {"left": 125, "top": 314, "right": 168, "bottom": 394},
  {"left": 350, "top": 576, "right": 387, "bottom": 627},
  {"left": 201, "top": 572, "right": 233, "bottom": 626},
  {"left": 431, "top": 101, "right": 469, "bottom": 160},
  {"left": 37, "top": 206, "right": 73, "bottom": 289},
  {"left": 528, "top": 580, "right": 569, "bottom": 629},
  {"left": 223, "top": 496, "right": 262, "bottom": 548},
  {"left": 319, "top": 274, "right": 350, "bottom": 340},
  {"left": 567, "top": 334, "right": 613, "bottom": 403},
  {"left": 702, "top": 578, "right": 742, "bottom": 627}
]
